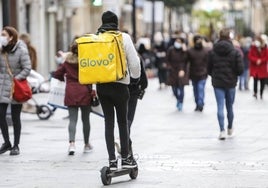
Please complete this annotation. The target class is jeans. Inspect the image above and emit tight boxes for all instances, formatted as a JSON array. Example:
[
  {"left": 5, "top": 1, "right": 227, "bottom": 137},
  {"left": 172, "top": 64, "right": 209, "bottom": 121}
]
[
  {"left": 192, "top": 79, "right": 206, "bottom": 108},
  {"left": 239, "top": 69, "right": 249, "bottom": 90},
  {"left": 0, "top": 103, "right": 22, "bottom": 146},
  {"left": 68, "top": 106, "right": 91, "bottom": 144},
  {"left": 213, "top": 88, "right": 235, "bottom": 131},
  {"left": 172, "top": 86, "right": 184, "bottom": 103},
  {"left": 97, "top": 83, "right": 130, "bottom": 160}
]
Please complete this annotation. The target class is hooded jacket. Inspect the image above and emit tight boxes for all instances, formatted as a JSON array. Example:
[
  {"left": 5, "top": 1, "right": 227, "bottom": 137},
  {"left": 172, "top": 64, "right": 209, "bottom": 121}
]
[
  {"left": 208, "top": 40, "right": 244, "bottom": 88},
  {"left": 53, "top": 52, "right": 92, "bottom": 106},
  {"left": 0, "top": 41, "right": 31, "bottom": 103}
]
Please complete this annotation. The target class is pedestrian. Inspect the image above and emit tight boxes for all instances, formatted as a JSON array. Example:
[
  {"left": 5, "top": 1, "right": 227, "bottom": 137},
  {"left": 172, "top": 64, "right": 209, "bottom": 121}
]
[
  {"left": 96, "top": 10, "right": 141, "bottom": 170},
  {"left": 166, "top": 37, "right": 189, "bottom": 111},
  {"left": 19, "top": 33, "right": 38, "bottom": 71},
  {"left": 248, "top": 35, "right": 268, "bottom": 99},
  {"left": 187, "top": 35, "right": 209, "bottom": 112},
  {"left": 53, "top": 42, "right": 93, "bottom": 155},
  {"left": 127, "top": 57, "right": 148, "bottom": 157},
  {"left": 208, "top": 28, "right": 244, "bottom": 140},
  {"left": 153, "top": 34, "right": 168, "bottom": 89},
  {"left": 0, "top": 26, "right": 31, "bottom": 155},
  {"left": 239, "top": 37, "right": 252, "bottom": 91}
]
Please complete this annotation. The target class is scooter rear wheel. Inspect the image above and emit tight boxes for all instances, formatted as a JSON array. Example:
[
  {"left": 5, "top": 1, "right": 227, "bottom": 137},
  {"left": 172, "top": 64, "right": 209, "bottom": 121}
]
[{"left": 129, "top": 167, "right": 138, "bottom": 179}]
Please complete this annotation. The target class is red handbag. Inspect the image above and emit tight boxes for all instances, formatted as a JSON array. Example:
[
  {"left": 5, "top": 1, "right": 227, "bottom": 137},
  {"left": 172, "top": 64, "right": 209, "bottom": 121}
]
[
  {"left": 4, "top": 53, "right": 32, "bottom": 102},
  {"left": 12, "top": 78, "right": 32, "bottom": 102}
]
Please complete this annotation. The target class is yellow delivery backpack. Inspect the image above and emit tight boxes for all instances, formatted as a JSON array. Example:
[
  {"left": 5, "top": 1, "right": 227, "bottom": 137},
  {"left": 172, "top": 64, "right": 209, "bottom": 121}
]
[{"left": 76, "top": 31, "right": 127, "bottom": 84}]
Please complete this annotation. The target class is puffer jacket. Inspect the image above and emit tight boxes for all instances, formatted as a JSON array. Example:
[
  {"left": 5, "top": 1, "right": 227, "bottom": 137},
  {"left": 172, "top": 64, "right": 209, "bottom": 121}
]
[
  {"left": 53, "top": 52, "right": 92, "bottom": 106},
  {"left": 208, "top": 40, "right": 244, "bottom": 88},
  {"left": 0, "top": 41, "right": 31, "bottom": 103}
]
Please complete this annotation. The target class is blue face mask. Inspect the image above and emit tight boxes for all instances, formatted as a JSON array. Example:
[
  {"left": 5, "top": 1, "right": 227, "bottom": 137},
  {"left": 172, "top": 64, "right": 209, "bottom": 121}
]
[{"left": 174, "top": 42, "right": 182, "bottom": 49}]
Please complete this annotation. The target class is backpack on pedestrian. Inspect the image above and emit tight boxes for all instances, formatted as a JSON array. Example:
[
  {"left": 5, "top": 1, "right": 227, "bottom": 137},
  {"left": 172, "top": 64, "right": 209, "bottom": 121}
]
[{"left": 76, "top": 31, "right": 127, "bottom": 84}]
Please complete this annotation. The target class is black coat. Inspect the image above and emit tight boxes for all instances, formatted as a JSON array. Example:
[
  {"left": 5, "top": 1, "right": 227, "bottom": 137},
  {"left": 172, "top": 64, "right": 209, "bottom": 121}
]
[{"left": 208, "top": 40, "right": 244, "bottom": 88}]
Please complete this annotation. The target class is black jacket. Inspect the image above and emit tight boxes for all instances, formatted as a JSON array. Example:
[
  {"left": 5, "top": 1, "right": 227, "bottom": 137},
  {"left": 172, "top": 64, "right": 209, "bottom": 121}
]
[{"left": 208, "top": 40, "right": 244, "bottom": 88}]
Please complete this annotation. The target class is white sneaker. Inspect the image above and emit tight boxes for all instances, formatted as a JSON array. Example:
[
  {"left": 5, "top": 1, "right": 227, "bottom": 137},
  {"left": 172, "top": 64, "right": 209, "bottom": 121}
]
[
  {"left": 84, "top": 143, "right": 93, "bottom": 153},
  {"left": 68, "top": 143, "right": 75, "bottom": 155},
  {"left": 227, "top": 128, "right": 233, "bottom": 136},
  {"left": 218, "top": 131, "right": 226, "bottom": 140}
]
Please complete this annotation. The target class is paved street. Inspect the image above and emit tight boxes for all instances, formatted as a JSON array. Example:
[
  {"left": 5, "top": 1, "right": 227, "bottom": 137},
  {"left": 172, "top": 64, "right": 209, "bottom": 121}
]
[{"left": 1, "top": 77, "right": 268, "bottom": 188}]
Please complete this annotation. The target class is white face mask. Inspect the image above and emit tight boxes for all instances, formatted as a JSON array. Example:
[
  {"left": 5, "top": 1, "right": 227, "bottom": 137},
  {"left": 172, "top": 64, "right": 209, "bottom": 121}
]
[
  {"left": 255, "top": 40, "right": 261, "bottom": 48},
  {"left": 0, "top": 36, "right": 9, "bottom": 47},
  {"left": 174, "top": 42, "right": 182, "bottom": 49}
]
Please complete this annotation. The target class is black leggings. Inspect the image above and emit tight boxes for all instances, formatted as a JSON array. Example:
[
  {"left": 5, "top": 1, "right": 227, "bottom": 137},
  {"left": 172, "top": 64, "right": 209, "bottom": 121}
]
[
  {"left": 127, "top": 93, "right": 138, "bottom": 155},
  {"left": 253, "top": 77, "right": 266, "bottom": 97},
  {"left": 0, "top": 103, "right": 22, "bottom": 146},
  {"left": 97, "top": 83, "right": 130, "bottom": 160}
]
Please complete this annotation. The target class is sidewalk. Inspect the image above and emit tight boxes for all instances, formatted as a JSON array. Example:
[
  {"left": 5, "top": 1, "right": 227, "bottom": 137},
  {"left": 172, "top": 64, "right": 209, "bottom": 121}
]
[{"left": 0, "top": 77, "right": 268, "bottom": 188}]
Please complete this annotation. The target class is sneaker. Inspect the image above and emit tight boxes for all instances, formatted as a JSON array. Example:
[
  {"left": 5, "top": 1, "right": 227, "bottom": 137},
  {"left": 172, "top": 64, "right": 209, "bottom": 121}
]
[
  {"left": 10, "top": 145, "right": 20, "bottom": 156},
  {"left": 0, "top": 142, "right": 12, "bottom": 154},
  {"left": 84, "top": 143, "right": 93, "bottom": 153},
  {"left": 68, "top": 143, "right": 75, "bottom": 155},
  {"left": 109, "top": 159, "right": 118, "bottom": 171},
  {"left": 218, "top": 131, "right": 226, "bottom": 140},
  {"left": 227, "top": 128, "right": 233, "bottom": 136},
  {"left": 177, "top": 102, "right": 183, "bottom": 111},
  {"left": 122, "top": 155, "right": 137, "bottom": 169}
]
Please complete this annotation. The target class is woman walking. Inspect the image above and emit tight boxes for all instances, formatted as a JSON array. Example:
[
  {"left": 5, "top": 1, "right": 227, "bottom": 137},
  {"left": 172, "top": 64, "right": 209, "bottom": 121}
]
[
  {"left": 0, "top": 26, "right": 31, "bottom": 155},
  {"left": 166, "top": 37, "right": 189, "bottom": 111},
  {"left": 53, "top": 42, "right": 93, "bottom": 155}
]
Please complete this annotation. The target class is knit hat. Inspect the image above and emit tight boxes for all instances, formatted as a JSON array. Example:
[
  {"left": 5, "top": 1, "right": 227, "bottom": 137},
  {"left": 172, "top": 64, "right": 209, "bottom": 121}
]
[{"left": 101, "top": 11, "right": 118, "bottom": 26}]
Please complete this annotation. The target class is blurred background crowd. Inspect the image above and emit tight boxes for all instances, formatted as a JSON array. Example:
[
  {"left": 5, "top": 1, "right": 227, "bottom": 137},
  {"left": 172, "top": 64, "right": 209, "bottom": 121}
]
[{"left": 0, "top": 0, "right": 267, "bottom": 78}]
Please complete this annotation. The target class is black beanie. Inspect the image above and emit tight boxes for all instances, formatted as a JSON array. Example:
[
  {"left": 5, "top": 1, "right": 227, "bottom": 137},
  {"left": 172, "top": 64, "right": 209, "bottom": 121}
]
[{"left": 101, "top": 11, "right": 118, "bottom": 26}]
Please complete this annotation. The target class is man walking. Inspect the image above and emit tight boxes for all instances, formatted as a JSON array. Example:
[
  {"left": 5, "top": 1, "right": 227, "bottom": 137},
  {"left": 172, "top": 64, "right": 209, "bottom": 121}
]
[{"left": 208, "top": 28, "right": 244, "bottom": 140}]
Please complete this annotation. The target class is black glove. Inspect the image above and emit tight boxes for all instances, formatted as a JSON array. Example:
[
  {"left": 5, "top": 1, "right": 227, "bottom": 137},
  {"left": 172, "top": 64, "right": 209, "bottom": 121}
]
[
  {"left": 138, "top": 90, "right": 145, "bottom": 100},
  {"left": 130, "top": 77, "right": 140, "bottom": 85}
]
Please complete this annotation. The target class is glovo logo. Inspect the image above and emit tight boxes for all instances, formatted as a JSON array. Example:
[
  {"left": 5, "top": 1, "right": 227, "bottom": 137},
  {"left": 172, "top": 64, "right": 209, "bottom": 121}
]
[{"left": 80, "top": 53, "right": 115, "bottom": 68}]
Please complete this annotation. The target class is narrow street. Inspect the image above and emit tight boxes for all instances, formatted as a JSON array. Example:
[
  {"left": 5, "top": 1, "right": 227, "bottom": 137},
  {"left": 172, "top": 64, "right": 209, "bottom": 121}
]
[{"left": 1, "top": 77, "right": 268, "bottom": 188}]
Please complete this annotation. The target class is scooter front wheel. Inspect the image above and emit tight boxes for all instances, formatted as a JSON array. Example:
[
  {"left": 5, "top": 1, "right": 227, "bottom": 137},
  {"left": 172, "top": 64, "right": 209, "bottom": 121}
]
[
  {"left": 36, "top": 105, "right": 52, "bottom": 120},
  {"left": 100, "top": 166, "right": 112, "bottom": 185}
]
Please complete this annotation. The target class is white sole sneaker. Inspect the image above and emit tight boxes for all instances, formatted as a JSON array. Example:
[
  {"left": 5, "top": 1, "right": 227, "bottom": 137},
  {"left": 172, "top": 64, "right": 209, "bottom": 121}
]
[
  {"left": 218, "top": 131, "right": 226, "bottom": 140},
  {"left": 227, "top": 128, "right": 233, "bottom": 136},
  {"left": 68, "top": 145, "right": 75, "bottom": 155}
]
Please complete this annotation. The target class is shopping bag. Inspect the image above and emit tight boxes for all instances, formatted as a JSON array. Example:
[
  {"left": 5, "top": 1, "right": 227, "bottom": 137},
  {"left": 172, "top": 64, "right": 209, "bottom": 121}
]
[
  {"left": 12, "top": 78, "right": 32, "bottom": 102},
  {"left": 90, "top": 102, "right": 104, "bottom": 117},
  {"left": 47, "top": 78, "right": 67, "bottom": 109}
]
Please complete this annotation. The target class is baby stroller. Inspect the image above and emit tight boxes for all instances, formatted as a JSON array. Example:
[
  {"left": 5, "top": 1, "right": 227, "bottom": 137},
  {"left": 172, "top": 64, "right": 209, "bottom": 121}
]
[{"left": 22, "top": 70, "right": 57, "bottom": 120}]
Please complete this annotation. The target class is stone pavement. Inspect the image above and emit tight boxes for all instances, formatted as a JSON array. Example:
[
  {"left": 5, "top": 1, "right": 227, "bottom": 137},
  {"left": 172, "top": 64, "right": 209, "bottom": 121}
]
[{"left": 1, "top": 77, "right": 268, "bottom": 188}]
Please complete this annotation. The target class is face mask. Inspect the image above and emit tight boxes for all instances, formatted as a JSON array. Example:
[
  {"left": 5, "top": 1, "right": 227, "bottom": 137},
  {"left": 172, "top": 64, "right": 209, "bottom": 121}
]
[
  {"left": 255, "top": 40, "right": 261, "bottom": 48},
  {"left": 0, "top": 36, "right": 9, "bottom": 47},
  {"left": 174, "top": 42, "right": 182, "bottom": 49},
  {"left": 194, "top": 42, "right": 203, "bottom": 49}
]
